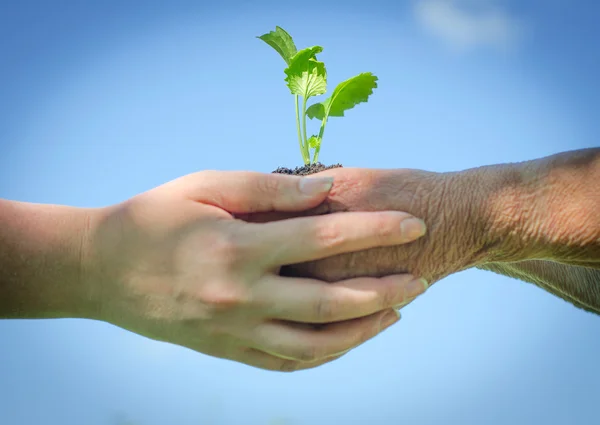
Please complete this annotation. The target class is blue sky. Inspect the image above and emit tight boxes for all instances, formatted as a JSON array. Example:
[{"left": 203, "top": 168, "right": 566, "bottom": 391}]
[{"left": 1, "top": 1, "right": 599, "bottom": 424}]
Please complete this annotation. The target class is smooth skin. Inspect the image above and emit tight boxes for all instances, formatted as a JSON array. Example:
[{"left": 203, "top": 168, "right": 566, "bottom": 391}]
[
  {"left": 246, "top": 148, "right": 600, "bottom": 314},
  {"left": 0, "top": 171, "right": 429, "bottom": 372}
]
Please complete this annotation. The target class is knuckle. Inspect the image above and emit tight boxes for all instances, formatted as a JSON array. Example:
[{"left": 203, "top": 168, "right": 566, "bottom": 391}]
[
  {"left": 295, "top": 344, "right": 322, "bottom": 363},
  {"left": 197, "top": 280, "right": 251, "bottom": 314},
  {"left": 210, "top": 232, "right": 239, "bottom": 258},
  {"left": 378, "top": 279, "right": 401, "bottom": 308},
  {"left": 256, "top": 174, "right": 284, "bottom": 197},
  {"left": 276, "top": 359, "right": 302, "bottom": 373},
  {"left": 372, "top": 215, "right": 399, "bottom": 243},
  {"left": 313, "top": 291, "right": 339, "bottom": 322},
  {"left": 326, "top": 171, "right": 368, "bottom": 207},
  {"left": 314, "top": 221, "right": 347, "bottom": 250},
  {"left": 209, "top": 229, "right": 251, "bottom": 266}
]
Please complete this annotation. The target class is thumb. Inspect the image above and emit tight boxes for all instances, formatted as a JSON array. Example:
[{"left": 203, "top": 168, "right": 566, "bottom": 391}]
[{"left": 179, "top": 170, "right": 335, "bottom": 214}]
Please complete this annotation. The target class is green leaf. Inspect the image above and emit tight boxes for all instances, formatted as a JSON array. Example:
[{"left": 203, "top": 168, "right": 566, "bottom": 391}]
[
  {"left": 306, "top": 72, "right": 378, "bottom": 120},
  {"left": 257, "top": 26, "right": 298, "bottom": 65},
  {"left": 307, "top": 135, "right": 321, "bottom": 149},
  {"left": 305, "top": 102, "right": 325, "bottom": 120},
  {"left": 284, "top": 46, "right": 327, "bottom": 98}
]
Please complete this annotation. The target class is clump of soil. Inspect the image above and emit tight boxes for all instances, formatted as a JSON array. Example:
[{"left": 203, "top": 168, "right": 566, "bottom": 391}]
[{"left": 272, "top": 162, "right": 343, "bottom": 176}]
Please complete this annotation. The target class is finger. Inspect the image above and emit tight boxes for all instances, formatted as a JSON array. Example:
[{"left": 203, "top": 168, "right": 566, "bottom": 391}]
[
  {"left": 257, "top": 274, "right": 428, "bottom": 323},
  {"left": 177, "top": 170, "right": 337, "bottom": 214},
  {"left": 231, "top": 347, "right": 347, "bottom": 372},
  {"left": 248, "top": 210, "right": 426, "bottom": 267},
  {"left": 250, "top": 309, "right": 401, "bottom": 363}
]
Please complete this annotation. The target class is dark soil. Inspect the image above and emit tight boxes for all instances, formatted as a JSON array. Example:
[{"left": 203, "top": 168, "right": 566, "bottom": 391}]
[{"left": 272, "top": 162, "right": 343, "bottom": 176}]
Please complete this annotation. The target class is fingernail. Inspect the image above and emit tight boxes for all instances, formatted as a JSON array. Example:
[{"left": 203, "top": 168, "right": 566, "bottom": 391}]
[
  {"left": 400, "top": 217, "right": 427, "bottom": 239},
  {"left": 406, "top": 277, "right": 429, "bottom": 299},
  {"left": 394, "top": 278, "right": 429, "bottom": 309},
  {"left": 380, "top": 309, "right": 401, "bottom": 330},
  {"left": 299, "top": 177, "right": 334, "bottom": 195}
]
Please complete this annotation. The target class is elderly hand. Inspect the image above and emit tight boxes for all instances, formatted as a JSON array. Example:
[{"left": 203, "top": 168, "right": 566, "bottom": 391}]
[{"left": 242, "top": 167, "right": 510, "bottom": 286}]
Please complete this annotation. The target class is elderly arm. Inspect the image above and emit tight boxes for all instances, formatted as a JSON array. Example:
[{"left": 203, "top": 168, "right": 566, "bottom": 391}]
[
  {"left": 478, "top": 261, "right": 600, "bottom": 314},
  {"left": 476, "top": 148, "right": 600, "bottom": 268},
  {"left": 276, "top": 148, "right": 600, "bottom": 313},
  {"left": 474, "top": 148, "right": 600, "bottom": 313}
]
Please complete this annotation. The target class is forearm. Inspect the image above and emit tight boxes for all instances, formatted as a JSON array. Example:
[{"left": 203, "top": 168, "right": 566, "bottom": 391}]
[
  {"left": 477, "top": 261, "right": 600, "bottom": 314},
  {"left": 467, "top": 148, "right": 600, "bottom": 313},
  {"left": 0, "top": 199, "right": 97, "bottom": 319},
  {"left": 467, "top": 148, "right": 600, "bottom": 267}
]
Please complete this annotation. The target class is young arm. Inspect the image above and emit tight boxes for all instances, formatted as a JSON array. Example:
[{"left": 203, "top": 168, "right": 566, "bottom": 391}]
[{"left": 0, "top": 200, "right": 95, "bottom": 319}]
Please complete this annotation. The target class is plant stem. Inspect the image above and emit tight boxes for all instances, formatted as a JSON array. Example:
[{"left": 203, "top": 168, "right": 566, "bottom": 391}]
[
  {"left": 312, "top": 115, "right": 328, "bottom": 164},
  {"left": 294, "top": 95, "right": 308, "bottom": 164},
  {"left": 301, "top": 96, "right": 311, "bottom": 163}
]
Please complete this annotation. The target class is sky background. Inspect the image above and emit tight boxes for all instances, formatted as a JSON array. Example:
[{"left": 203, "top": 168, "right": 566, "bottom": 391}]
[{"left": 1, "top": 0, "right": 599, "bottom": 424}]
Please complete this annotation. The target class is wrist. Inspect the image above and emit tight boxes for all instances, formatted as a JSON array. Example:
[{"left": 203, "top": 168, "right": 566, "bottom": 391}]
[
  {"left": 427, "top": 170, "right": 502, "bottom": 271},
  {"left": 0, "top": 200, "right": 101, "bottom": 319},
  {"left": 449, "top": 163, "right": 539, "bottom": 265}
]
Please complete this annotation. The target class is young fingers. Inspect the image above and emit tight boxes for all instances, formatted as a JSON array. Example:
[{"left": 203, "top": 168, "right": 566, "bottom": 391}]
[
  {"left": 230, "top": 347, "right": 347, "bottom": 372},
  {"left": 248, "top": 309, "right": 400, "bottom": 363},
  {"left": 180, "top": 171, "right": 338, "bottom": 214},
  {"left": 247, "top": 210, "right": 427, "bottom": 267},
  {"left": 256, "top": 274, "right": 428, "bottom": 323}
]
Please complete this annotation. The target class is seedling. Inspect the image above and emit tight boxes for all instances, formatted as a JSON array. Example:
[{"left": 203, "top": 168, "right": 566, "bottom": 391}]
[{"left": 258, "top": 26, "right": 378, "bottom": 166}]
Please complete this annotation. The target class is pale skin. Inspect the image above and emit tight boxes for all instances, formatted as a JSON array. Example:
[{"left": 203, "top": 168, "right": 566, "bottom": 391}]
[
  {"left": 246, "top": 148, "right": 600, "bottom": 315},
  {"left": 0, "top": 171, "right": 430, "bottom": 372}
]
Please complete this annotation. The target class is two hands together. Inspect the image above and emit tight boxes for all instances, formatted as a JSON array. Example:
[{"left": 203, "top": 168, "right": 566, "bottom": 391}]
[
  {"left": 1, "top": 149, "right": 598, "bottom": 372},
  {"left": 84, "top": 170, "right": 430, "bottom": 372}
]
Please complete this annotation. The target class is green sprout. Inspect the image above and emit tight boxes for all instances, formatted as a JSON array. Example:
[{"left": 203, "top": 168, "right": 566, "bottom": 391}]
[{"left": 258, "top": 26, "right": 378, "bottom": 165}]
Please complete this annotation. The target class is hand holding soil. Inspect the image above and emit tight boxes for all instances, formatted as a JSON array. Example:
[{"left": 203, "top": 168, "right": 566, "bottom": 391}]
[
  {"left": 255, "top": 149, "right": 600, "bottom": 315},
  {"left": 0, "top": 170, "right": 429, "bottom": 372},
  {"left": 274, "top": 166, "right": 491, "bottom": 285}
]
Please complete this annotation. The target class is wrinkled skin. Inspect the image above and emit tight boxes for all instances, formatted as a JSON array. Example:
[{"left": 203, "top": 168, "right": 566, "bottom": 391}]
[{"left": 242, "top": 168, "right": 497, "bottom": 285}]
